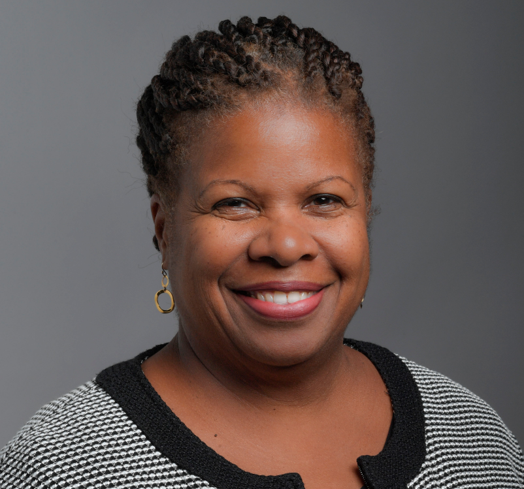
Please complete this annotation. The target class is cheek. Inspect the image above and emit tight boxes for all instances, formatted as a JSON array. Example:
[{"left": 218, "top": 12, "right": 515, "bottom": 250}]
[
  {"left": 315, "top": 217, "right": 370, "bottom": 277},
  {"left": 169, "top": 218, "right": 250, "bottom": 288}
]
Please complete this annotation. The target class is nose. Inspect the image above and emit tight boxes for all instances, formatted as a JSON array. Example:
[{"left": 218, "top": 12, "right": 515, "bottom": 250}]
[{"left": 248, "top": 216, "right": 319, "bottom": 267}]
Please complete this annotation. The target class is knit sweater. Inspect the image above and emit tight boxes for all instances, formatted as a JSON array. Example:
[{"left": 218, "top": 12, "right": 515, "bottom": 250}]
[{"left": 1, "top": 340, "right": 523, "bottom": 489}]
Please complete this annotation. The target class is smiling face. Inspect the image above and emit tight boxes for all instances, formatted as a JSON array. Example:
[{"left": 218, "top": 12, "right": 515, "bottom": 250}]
[{"left": 152, "top": 103, "right": 370, "bottom": 370}]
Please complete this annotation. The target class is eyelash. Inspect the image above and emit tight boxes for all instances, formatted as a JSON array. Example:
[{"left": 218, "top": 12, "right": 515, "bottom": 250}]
[
  {"left": 212, "top": 194, "right": 345, "bottom": 212},
  {"left": 212, "top": 198, "right": 252, "bottom": 210},
  {"left": 308, "top": 194, "right": 343, "bottom": 207}
]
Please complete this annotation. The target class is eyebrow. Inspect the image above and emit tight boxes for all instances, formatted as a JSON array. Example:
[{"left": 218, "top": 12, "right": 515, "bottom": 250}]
[
  {"left": 305, "top": 176, "right": 357, "bottom": 193},
  {"left": 198, "top": 179, "right": 259, "bottom": 199},
  {"left": 199, "top": 176, "right": 356, "bottom": 199}
]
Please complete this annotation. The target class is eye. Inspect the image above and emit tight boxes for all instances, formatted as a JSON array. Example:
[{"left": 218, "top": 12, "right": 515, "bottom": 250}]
[
  {"left": 310, "top": 195, "right": 340, "bottom": 206},
  {"left": 212, "top": 197, "right": 258, "bottom": 219},
  {"left": 213, "top": 198, "right": 250, "bottom": 209},
  {"left": 304, "top": 193, "right": 346, "bottom": 216}
]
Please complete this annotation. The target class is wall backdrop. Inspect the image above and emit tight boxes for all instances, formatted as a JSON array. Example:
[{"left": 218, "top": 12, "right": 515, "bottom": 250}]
[{"left": 1, "top": 0, "right": 523, "bottom": 447}]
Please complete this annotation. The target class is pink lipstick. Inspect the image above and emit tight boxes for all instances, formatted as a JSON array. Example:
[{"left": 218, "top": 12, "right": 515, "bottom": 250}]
[{"left": 234, "top": 282, "right": 325, "bottom": 320}]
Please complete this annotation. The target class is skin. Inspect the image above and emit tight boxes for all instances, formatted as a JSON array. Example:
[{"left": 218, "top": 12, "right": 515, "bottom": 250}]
[{"left": 143, "top": 103, "right": 392, "bottom": 489}]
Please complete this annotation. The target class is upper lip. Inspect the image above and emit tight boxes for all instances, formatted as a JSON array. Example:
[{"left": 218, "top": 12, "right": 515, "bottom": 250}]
[{"left": 234, "top": 281, "right": 325, "bottom": 292}]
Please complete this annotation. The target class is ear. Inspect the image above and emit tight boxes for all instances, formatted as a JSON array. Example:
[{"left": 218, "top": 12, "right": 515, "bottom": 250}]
[{"left": 150, "top": 194, "right": 169, "bottom": 268}]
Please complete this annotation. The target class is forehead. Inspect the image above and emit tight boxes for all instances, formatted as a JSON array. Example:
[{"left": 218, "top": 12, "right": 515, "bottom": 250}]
[{"left": 186, "top": 104, "right": 360, "bottom": 185}]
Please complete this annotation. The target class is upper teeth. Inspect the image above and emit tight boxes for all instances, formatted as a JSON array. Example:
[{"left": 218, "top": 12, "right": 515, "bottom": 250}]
[{"left": 249, "top": 291, "right": 316, "bottom": 304}]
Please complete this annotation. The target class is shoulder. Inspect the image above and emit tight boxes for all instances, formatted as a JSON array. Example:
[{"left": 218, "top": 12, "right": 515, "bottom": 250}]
[
  {"left": 0, "top": 380, "right": 164, "bottom": 488},
  {"left": 0, "top": 381, "right": 114, "bottom": 487},
  {"left": 0, "top": 365, "right": 203, "bottom": 488},
  {"left": 399, "top": 356, "right": 524, "bottom": 488}
]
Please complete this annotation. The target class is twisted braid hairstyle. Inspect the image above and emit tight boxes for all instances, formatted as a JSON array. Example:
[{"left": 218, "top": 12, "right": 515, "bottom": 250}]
[{"left": 136, "top": 15, "right": 376, "bottom": 250}]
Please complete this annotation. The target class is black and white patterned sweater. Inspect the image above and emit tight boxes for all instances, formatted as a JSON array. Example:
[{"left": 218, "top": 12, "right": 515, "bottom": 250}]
[{"left": 1, "top": 340, "right": 523, "bottom": 489}]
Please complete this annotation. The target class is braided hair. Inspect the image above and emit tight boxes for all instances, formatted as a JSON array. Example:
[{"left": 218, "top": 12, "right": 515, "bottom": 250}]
[{"left": 136, "top": 16, "right": 375, "bottom": 249}]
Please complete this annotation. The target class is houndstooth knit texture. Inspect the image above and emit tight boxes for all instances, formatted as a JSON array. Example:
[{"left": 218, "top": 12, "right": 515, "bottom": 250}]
[
  {"left": 403, "top": 359, "right": 524, "bottom": 489},
  {"left": 1, "top": 355, "right": 522, "bottom": 488},
  {"left": 0, "top": 380, "right": 215, "bottom": 489}
]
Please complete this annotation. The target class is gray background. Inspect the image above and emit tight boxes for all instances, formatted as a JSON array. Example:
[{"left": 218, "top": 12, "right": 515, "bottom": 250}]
[{"left": 1, "top": 0, "right": 523, "bottom": 448}]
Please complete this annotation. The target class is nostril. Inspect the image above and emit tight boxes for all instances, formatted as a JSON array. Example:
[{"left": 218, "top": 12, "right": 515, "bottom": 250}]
[
  {"left": 257, "top": 256, "right": 287, "bottom": 268},
  {"left": 247, "top": 220, "right": 319, "bottom": 267},
  {"left": 300, "top": 252, "right": 315, "bottom": 261}
]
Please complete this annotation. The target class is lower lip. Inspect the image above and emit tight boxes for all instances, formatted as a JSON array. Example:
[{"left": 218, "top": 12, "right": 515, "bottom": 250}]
[{"left": 236, "top": 290, "right": 324, "bottom": 320}]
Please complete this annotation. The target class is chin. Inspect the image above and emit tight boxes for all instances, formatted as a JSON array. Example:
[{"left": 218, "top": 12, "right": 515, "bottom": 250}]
[{"left": 235, "top": 326, "right": 342, "bottom": 368}]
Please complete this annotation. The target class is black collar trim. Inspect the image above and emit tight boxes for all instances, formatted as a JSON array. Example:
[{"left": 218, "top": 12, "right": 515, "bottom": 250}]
[
  {"left": 96, "top": 340, "right": 425, "bottom": 489},
  {"left": 347, "top": 340, "right": 426, "bottom": 489}
]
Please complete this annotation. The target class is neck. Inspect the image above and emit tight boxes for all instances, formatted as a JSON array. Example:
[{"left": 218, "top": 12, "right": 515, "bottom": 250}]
[{"left": 171, "top": 327, "right": 354, "bottom": 412}]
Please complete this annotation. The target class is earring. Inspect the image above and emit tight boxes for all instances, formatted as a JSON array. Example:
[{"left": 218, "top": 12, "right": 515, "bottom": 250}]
[
  {"left": 360, "top": 297, "right": 365, "bottom": 309},
  {"left": 155, "top": 268, "right": 175, "bottom": 314}
]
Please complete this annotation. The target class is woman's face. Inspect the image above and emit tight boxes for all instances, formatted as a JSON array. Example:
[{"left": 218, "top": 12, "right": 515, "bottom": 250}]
[{"left": 153, "top": 104, "right": 370, "bottom": 369}]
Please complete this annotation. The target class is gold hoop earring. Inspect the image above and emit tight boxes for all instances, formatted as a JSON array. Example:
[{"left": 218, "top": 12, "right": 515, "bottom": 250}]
[
  {"left": 155, "top": 268, "right": 175, "bottom": 314},
  {"left": 360, "top": 297, "right": 365, "bottom": 309}
]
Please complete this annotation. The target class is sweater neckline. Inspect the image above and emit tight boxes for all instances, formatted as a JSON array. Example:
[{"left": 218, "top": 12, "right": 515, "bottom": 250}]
[{"left": 96, "top": 339, "right": 425, "bottom": 489}]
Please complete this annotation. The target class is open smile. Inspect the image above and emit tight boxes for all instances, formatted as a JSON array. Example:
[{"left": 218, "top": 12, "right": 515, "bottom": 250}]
[
  {"left": 233, "top": 282, "right": 325, "bottom": 320},
  {"left": 244, "top": 290, "right": 318, "bottom": 304}
]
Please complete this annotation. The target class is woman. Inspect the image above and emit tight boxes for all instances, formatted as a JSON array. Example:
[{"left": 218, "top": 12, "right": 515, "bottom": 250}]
[{"left": 1, "top": 15, "right": 522, "bottom": 489}]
